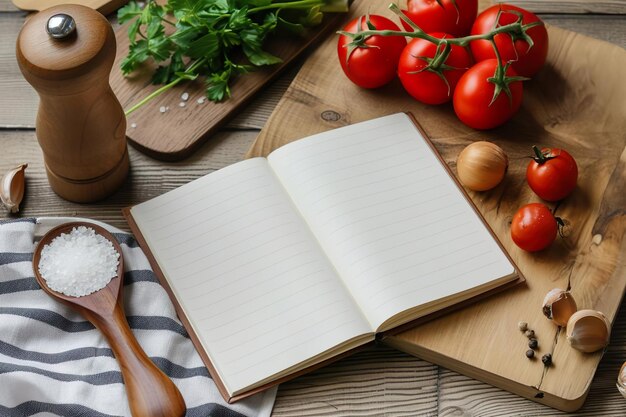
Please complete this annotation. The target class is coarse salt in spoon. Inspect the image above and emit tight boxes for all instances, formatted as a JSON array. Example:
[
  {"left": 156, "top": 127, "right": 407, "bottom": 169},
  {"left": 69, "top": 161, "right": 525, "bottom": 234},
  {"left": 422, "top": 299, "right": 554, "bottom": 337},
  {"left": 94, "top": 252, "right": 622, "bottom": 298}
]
[{"left": 33, "top": 221, "right": 186, "bottom": 417}]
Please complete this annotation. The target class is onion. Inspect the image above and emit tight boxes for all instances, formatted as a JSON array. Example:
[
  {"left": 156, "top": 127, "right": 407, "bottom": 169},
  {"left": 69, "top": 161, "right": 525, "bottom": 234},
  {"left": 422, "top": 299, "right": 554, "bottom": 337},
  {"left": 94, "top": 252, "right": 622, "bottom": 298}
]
[{"left": 456, "top": 141, "right": 508, "bottom": 191}]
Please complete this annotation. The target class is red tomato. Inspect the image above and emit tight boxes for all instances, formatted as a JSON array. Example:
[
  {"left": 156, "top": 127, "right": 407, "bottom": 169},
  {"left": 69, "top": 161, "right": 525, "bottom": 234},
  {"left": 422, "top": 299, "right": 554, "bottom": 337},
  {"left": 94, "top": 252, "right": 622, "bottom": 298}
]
[
  {"left": 511, "top": 203, "right": 558, "bottom": 252},
  {"left": 453, "top": 59, "right": 523, "bottom": 130},
  {"left": 398, "top": 33, "right": 473, "bottom": 104},
  {"left": 470, "top": 4, "right": 548, "bottom": 77},
  {"left": 401, "top": 0, "right": 478, "bottom": 37},
  {"left": 337, "top": 15, "right": 407, "bottom": 89},
  {"left": 526, "top": 147, "right": 578, "bottom": 201}
]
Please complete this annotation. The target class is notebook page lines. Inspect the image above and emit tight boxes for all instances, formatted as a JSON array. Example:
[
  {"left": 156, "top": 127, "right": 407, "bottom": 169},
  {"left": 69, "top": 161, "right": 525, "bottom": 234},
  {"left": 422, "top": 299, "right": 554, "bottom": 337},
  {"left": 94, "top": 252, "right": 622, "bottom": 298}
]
[
  {"left": 131, "top": 157, "right": 372, "bottom": 394},
  {"left": 268, "top": 113, "right": 514, "bottom": 329},
  {"left": 136, "top": 162, "right": 262, "bottom": 224},
  {"left": 278, "top": 117, "right": 408, "bottom": 169}
]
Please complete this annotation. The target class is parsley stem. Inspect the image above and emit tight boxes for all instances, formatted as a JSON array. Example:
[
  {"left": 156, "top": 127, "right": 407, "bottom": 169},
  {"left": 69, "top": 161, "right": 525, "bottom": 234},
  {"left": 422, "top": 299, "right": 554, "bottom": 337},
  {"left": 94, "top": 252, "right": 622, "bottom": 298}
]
[
  {"left": 124, "top": 58, "right": 206, "bottom": 116},
  {"left": 124, "top": 78, "right": 183, "bottom": 116}
]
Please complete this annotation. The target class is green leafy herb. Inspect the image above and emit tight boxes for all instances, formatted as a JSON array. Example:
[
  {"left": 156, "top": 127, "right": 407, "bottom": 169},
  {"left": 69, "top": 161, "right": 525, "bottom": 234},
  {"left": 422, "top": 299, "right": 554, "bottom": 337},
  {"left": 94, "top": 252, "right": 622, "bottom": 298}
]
[{"left": 121, "top": 0, "right": 348, "bottom": 114}]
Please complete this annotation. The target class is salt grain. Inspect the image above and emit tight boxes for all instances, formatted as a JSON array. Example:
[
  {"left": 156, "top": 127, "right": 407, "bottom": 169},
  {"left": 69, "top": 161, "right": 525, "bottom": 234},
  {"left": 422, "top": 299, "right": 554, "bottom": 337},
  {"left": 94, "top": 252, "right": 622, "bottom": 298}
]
[
  {"left": 38, "top": 226, "right": 120, "bottom": 297},
  {"left": 130, "top": 122, "right": 137, "bottom": 129},
  {"left": 159, "top": 106, "right": 167, "bottom": 113},
  {"left": 197, "top": 97, "right": 206, "bottom": 104},
  {"left": 181, "top": 92, "right": 189, "bottom": 101},
  {"left": 179, "top": 102, "right": 186, "bottom": 107}
]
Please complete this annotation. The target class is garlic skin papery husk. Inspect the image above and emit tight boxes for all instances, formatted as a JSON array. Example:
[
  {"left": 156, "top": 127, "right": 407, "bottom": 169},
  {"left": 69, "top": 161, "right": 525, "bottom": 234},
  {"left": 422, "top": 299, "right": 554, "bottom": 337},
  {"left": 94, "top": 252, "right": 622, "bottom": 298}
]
[
  {"left": 566, "top": 309, "right": 610, "bottom": 353},
  {"left": 1, "top": 163, "right": 27, "bottom": 213},
  {"left": 542, "top": 288, "right": 577, "bottom": 327},
  {"left": 617, "top": 362, "right": 626, "bottom": 399}
]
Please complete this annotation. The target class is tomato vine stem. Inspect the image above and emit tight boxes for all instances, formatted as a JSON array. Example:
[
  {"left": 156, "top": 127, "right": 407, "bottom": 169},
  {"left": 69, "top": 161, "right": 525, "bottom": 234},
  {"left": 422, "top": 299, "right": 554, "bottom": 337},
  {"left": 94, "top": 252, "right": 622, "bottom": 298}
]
[
  {"left": 338, "top": 3, "right": 540, "bottom": 105},
  {"left": 339, "top": 3, "right": 542, "bottom": 48}
]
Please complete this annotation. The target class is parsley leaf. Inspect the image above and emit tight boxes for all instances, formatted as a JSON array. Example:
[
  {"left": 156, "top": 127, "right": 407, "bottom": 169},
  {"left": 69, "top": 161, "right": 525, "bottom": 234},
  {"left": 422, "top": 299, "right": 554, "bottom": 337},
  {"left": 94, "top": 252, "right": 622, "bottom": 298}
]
[{"left": 120, "top": 0, "right": 349, "bottom": 112}]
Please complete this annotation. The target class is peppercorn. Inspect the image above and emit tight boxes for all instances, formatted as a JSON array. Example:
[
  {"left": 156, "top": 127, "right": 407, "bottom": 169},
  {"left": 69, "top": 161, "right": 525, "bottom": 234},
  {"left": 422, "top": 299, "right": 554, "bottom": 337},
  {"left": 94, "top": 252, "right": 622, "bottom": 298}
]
[
  {"left": 542, "top": 353, "right": 552, "bottom": 367},
  {"left": 518, "top": 321, "right": 528, "bottom": 332},
  {"left": 525, "top": 329, "right": 535, "bottom": 339},
  {"left": 526, "top": 349, "right": 535, "bottom": 359},
  {"left": 529, "top": 338, "right": 539, "bottom": 349}
]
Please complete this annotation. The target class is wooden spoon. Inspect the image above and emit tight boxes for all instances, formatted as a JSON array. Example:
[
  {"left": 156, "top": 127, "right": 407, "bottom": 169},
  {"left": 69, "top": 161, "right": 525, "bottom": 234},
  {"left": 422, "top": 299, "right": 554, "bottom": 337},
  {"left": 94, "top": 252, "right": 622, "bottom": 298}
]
[{"left": 33, "top": 221, "right": 186, "bottom": 417}]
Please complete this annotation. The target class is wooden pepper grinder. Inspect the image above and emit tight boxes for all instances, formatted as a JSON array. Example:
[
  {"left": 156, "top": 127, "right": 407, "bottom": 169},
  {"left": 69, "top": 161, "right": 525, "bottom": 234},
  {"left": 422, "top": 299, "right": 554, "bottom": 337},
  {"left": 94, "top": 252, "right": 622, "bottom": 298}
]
[{"left": 16, "top": 4, "right": 129, "bottom": 203}]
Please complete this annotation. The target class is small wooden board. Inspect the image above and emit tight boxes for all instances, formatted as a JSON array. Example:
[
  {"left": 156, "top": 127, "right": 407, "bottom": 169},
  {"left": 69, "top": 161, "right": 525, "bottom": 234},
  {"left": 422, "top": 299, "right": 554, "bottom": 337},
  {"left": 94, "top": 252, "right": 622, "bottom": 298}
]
[
  {"left": 109, "top": 10, "right": 345, "bottom": 161},
  {"left": 245, "top": 0, "right": 626, "bottom": 412}
]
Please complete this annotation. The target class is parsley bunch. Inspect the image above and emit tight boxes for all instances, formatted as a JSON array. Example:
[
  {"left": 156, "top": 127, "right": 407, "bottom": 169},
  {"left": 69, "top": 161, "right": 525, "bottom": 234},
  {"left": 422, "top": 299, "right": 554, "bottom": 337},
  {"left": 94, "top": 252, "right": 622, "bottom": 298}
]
[{"left": 119, "top": 0, "right": 348, "bottom": 114}]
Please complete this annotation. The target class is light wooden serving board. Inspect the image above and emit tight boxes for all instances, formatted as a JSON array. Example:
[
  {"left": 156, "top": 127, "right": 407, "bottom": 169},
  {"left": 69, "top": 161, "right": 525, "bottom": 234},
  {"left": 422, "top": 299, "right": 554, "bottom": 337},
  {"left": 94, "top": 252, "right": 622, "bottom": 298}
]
[
  {"left": 246, "top": 0, "right": 626, "bottom": 411},
  {"left": 109, "top": 9, "right": 345, "bottom": 161}
]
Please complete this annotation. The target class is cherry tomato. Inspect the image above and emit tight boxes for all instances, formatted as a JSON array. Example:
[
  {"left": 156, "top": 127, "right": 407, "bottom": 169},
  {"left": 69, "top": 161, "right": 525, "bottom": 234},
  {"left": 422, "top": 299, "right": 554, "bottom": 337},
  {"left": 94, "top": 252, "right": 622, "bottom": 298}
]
[
  {"left": 511, "top": 203, "right": 558, "bottom": 252},
  {"left": 398, "top": 33, "right": 473, "bottom": 105},
  {"left": 401, "top": 0, "right": 478, "bottom": 37},
  {"left": 470, "top": 4, "right": 548, "bottom": 77},
  {"left": 453, "top": 59, "right": 523, "bottom": 130},
  {"left": 337, "top": 15, "right": 407, "bottom": 89},
  {"left": 526, "top": 147, "right": 578, "bottom": 201}
]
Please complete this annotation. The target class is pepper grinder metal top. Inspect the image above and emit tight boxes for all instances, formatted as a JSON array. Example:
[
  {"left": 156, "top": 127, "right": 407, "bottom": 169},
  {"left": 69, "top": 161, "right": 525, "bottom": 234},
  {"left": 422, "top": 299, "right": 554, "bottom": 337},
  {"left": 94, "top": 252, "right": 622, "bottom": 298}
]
[
  {"left": 16, "top": 4, "right": 129, "bottom": 203},
  {"left": 46, "top": 13, "right": 77, "bottom": 39}
]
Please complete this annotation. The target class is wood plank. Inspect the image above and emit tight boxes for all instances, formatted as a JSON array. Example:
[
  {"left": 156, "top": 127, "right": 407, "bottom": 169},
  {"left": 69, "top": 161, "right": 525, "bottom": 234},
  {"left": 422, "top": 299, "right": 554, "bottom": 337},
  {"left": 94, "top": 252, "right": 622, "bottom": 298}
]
[
  {"left": 244, "top": 0, "right": 626, "bottom": 410},
  {"left": 0, "top": 129, "right": 256, "bottom": 231},
  {"left": 541, "top": 14, "right": 626, "bottom": 46},
  {"left": 495, "top": 0, "right": 626, "bottom": 14},
  {"left": 0, "top": 14, "right": 38, "bottom": 129},
  {"left": 272, "top": 347, "right": 439, "bottom": 417},
  {"left": 0, "top": 0, "right": 18, "bottom": 12}
]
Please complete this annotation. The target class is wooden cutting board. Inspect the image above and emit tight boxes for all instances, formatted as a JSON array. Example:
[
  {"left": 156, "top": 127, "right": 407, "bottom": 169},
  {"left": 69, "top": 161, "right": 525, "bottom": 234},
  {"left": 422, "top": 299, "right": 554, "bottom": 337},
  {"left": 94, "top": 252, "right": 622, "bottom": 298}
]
[
  {"left": 245, "top": 0, "right": 626, "bottom": 412},
  {"left": 109, "top": 9, "right": 345, "bottom": 161}
]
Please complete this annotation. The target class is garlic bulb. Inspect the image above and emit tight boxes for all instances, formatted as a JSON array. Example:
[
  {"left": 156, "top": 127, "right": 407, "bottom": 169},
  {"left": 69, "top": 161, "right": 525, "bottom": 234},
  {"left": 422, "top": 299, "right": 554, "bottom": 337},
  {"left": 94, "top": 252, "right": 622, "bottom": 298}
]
[
  {"left": 1, "top": 163, "right": 27, "bottom": 213},
  {"left": 542, "top": 288, "right": 577, "bottom": 326},
  {"left": 456, "top": 141, "right": 508, "bottom": 191},
  {"left": 566, "top": 310, "right": 610, "bottom": 353},
  {"left": 617, "top": 362, "right": 626, "bottom": 399}
]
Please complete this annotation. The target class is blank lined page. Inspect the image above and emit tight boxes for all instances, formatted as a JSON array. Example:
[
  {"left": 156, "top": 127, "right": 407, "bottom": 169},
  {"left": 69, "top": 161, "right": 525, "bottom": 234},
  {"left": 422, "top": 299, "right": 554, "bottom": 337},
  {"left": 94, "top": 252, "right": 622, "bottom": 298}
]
[
  {"left": 268, "top": 114, "right": 515, "bottom": 330},
  {"left": 131, "top": 158, "right": 371, "bottom": 394}
]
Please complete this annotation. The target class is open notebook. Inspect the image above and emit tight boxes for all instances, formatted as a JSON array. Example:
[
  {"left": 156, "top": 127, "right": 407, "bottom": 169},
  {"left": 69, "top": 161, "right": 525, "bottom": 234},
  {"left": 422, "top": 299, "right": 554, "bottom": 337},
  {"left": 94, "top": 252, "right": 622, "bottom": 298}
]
[{"left": 124, "top": 113, "right": 521, "bottom": 403}]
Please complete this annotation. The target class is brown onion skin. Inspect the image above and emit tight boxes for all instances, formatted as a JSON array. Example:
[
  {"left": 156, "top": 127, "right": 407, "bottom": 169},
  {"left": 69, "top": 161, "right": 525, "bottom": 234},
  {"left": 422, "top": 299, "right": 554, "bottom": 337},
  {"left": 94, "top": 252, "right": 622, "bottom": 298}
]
[{"left": 456, "top": 141, "right": 508, "bottom": 191}]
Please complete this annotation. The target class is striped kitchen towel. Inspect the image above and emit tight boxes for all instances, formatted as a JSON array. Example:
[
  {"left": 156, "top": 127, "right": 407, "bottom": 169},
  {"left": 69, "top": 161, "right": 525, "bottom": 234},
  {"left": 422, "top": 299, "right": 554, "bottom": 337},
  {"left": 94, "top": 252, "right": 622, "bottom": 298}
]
[{"left": 0, "top": 217, "right": 277, "bottom": 417}]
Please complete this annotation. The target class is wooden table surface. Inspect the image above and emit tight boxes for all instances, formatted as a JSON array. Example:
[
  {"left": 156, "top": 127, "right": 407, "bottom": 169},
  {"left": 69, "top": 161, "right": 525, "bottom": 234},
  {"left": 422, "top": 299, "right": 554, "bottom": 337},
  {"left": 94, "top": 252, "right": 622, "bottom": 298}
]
[{"left": 1, "top": 0, "right": 624, "bottom": 415}]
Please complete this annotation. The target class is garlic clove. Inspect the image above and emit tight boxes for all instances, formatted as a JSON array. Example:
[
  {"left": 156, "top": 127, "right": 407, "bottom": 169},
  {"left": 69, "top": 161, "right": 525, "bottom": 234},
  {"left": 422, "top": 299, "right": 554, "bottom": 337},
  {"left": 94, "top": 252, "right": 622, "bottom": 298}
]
[
  {"left": 1, "top": 163, "right": 27, "bottom": 213},
  {"left": 542, "top": 288, "right": 577, "bottom": 327},
  {"left": 566, "top": 309, "right": 610, "bottom": 353},
  {"left": 617, "top": 362, "right": 626, "bottom": 399}
]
